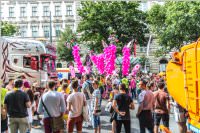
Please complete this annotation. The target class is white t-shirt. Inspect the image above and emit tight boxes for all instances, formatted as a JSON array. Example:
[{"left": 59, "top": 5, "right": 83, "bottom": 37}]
[{"left": 67, "top": 92, "right": 86, "bottom": 118}]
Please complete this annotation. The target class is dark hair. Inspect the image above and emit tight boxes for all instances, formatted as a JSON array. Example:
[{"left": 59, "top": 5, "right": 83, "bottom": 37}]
[
  {"left": 93, "top": 80, "right": 99, "bottom": 86},
  {"left": 9, "top": 79, "right": 14, "bottom": 82},
  {"left": 72, "top": 80, "right": 78, "bottom": 89},
  {"left": 86, "top": 74, "right": 90, "bottom": 80},
  {"left": 48, "top": 81, "right": 57, "bottom": 89},
  {"left": 26, "top": 89, "right": 34, "bottom": 103},
  {"left": 147, "top": 82, "right": 154, "bottom": 88},
  {"left": 140, "top": 79, "right": 148, "bottom": 86},
  {"left": 62, "top": 83, "right": 68, "bottom": 91},
  {"left": 14, "top": 79, "right": 24, "bottom": 88},
  {"left": 157, "top": 82, "right": 165, "bottom": 89},
  {"left": 119, "top": 83, "right": 126, "bottom": 91},
  {"left": 113, "top": 84, "right": 118, "bottom": 90}
]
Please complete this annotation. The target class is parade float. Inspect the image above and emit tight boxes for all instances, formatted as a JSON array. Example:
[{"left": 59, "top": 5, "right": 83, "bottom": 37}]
[
  {"left": 166, "top": 38, "right": 200, "bottom": 132},
  {"left": 0, "top": 37, "right": 57, "bottom": 88}
]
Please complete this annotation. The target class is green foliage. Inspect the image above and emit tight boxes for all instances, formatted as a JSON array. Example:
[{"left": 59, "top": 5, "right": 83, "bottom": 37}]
[
  {"left": 1, "top": 21, "right": 17, "bottom": 36},
  {"left": 78, "top": 2, "right": 148, "bottom": 52},
  {"left": 147, "top": 2, "right": 200, "bottom": 50},
  {"left": 138, "top": 55, "right": 149, "bottom": 67},
  {"left": 154, "top": 47, "right": 169, "bottom": 58},
  {"left": 57, "top": 27, "right": 77, "bottom": 61}
]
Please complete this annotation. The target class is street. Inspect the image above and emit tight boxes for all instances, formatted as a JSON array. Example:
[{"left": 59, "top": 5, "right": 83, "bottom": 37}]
[{"left": 32, "top": 100, "right": 178, "bottom": 133}]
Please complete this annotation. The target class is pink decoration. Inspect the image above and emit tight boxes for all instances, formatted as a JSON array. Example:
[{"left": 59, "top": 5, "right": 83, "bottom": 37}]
[
  {"left": 72, "top": 45, "right": 85, "bottom": 74},
  {"left": 132, "top": 64, "right": 141, "bottom": 76},
  {"left": 91, "top": 54, "right": 104, "bottom": 74},
  {"left": 103, "top": 44, "right": 117, "bottom": 75},
  {"left": 69, "top": 66, "right": 75, "bottom": 78},
  {"left": 122, "top": 46, "right": 131, "bottom": 76}
]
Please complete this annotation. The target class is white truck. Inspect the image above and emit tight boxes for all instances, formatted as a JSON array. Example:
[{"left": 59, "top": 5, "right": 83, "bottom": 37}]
[{"left": 0, "top": 37, "right": 57, "bottom": 88}]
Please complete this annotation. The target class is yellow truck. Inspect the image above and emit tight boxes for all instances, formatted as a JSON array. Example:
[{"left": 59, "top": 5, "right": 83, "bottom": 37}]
[{"left": 166, "top": 39, "right": 200, "bottom": 132}]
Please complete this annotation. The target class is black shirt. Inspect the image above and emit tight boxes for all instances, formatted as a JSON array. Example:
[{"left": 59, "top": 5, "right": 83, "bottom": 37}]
[
  {"left": 114, "top": 93, "right": 132, "bottom": 120},
  {"left": 4, "top": 90, "right": 30, "bottom": 118}
]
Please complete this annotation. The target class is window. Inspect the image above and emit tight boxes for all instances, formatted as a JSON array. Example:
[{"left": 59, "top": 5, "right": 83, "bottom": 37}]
[
  {"left": 55, "top": 6, "right": 61, "bottom": 16},
  {"left": 31, "top": 26, "right": 38, "bottom": 37},
  {"left": 43, "top": 26, "right": 49, "bottom": 38},
  {"left": 43, "top": 6, "right": 50, "bottom": 16},
  {"left": 20, "top": 26, "right": 27, "bottom": 37},
  {"left": 23, "top": 56, "right": 31, "bottom": 68},
  {"left": 32, "top": 6, "right": 37, "bottom": 16},
  {"left": 139, "top": 47, "right": 147, "bottom": 52},
  {"left": 66, "top": 5, "right": 73, "bottom": 16},
  {"left": 55, "top": 25, "right": 61, "bottom": 37},
  {"left": 9, "top": 7, "right": 14, "bottom": 17},
  {"left": 20, "top": 7, "right": 26, "bottom": 17}
]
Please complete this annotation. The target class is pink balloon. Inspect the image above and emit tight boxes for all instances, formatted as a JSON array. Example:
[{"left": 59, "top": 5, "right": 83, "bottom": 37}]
[
  {"left": 91, "top": 54, "right": 104, "bottom": 74},
  {"left": 72, "top": 45, "right": 85, "bottom": 74},
  {"left": 122, "top": 46, "right": 131, "bottom": 76},
  {"left": 103, "top": 44, "right": 117, "bottom": 75}
]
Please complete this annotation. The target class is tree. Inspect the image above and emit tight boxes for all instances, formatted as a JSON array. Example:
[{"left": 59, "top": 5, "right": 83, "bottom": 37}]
[
  {"left": 138, "top": 54, "right": 149, "bottom": 67},
  {"left": 78, "top": 2, "right": 148, "bottom": 52},
  {"left": 147, "top": 2, "right": 200, "bottom": 50},
  {"left": 1, "top": 21, "right": 18, "bottom": 36},
  {"left": 57, "top": 27, "right": 77, "bottom": 61}
]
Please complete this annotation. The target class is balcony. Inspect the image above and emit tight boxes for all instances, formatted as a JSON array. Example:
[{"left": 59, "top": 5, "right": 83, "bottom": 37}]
[
  {"left": 30, "top": 16, "right": 39, "bottom": 22},
  {"left": 53, "top": 16, "right": 63, "bottom": 23},
  {"left": 42, "top": 16, "right": 51, "bottom": 22},
  {"left": 65, "top": 15, "right": 75, "bottom": 22},
  {"left": 19, "top": 16, "right": 28, "bottom": 22}
]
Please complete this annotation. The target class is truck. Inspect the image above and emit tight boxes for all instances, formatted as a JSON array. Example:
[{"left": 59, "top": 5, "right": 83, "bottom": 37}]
[
  {"left": 166, "top": 39, "right": 200, "bottom": 132},
  {"left": 0, "top": 37, "right": 57, "bottom": 88}
]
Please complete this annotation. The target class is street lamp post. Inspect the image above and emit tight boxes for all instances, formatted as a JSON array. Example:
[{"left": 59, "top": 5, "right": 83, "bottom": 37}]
[{"left": 50, "top": 11, "right": 52, "bottom": 43}]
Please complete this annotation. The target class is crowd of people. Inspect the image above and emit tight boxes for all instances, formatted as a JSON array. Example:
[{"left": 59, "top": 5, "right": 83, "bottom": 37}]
[{"left": 1, "top": 73, "right": 188, "bottom": 133}]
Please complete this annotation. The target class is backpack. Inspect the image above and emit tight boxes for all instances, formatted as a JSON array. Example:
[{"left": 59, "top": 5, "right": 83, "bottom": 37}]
[{"left": 86, "top": 81, "right": 94, "bottom": 94}]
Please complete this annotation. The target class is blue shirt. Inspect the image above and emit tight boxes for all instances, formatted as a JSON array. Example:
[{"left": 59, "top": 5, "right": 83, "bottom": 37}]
[{"left": 37, "top": 91, "right": 66, "bottom": 118}]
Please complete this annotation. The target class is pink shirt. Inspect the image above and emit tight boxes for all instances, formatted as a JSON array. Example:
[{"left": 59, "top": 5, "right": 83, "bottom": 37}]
[{"left": 130, "top": 79, "right": 136, "bottom": 89}]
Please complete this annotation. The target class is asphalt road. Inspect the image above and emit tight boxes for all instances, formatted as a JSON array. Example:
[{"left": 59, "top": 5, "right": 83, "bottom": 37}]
[{"left": 32, "top": 100, "right": 178, "bottom": 133}]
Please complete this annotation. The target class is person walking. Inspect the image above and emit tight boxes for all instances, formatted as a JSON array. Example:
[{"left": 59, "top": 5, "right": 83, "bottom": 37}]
[
  {"left": 136, "top": 79, "right": 154, "bottom": 133},
  {"left": 4, "top": 79, "right": 31, "bottom": 133},
  {"left": 172, "top": 102, "right": 187, "bottom": 133},
  {"left": 37, "top": 81, "right": 66, "bottom": 133},
  {"left": 82, "top": 75, "right": 93, "bottom": 127},
  {"left": 130, "top": 76, "right": 136, "bottom": 99},
  {"left": 153, "top": 82, "right": 170, "bottom": 133},
  {"left": 25, "top": 88, "right": 36, "bottom": 133},
  {"left": 91, "top": 80, "right": 102, "bottom": 133},
  {"left": 6, "top": 78, "right": 14, "bottom": 91},
  {"left": 112, "top": 83, "right": 135, "bottom": 133},
  {"left": 109, "top": 84, "right": 119, "bottom": 133},
  {"left": 67, "top": 80, "right": 86, "bottom": 133}
]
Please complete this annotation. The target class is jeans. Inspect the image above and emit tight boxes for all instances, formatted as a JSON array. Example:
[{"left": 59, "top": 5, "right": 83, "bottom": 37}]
[
  {"left": 8, "top": 117, "right": 29, "bottom": 133},
  {"left": 116, "top": 120, "right": 131, "bottom": 133},
  {"left": 138, "top": 110, "right": 154, "bottom": 133},
  {"left": 131, "top": 88, "right": 137, "bottom": 99}
]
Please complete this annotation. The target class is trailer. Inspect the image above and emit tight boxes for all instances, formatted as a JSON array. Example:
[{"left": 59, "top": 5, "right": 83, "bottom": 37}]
[{"left": 0, "top": 37, "right": 57, "bottom": 88}]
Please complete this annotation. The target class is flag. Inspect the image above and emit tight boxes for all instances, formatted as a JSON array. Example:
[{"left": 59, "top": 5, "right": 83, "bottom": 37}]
[{"left": 134, "top": 40, "right": 137, "bottom": 57}]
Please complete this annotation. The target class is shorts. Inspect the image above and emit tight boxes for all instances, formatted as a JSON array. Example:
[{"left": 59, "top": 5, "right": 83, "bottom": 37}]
[
  {"left": 67, "top": 115, "right": 83, "bottom": 132},
  {"left": 92, "top": 115, "right": 100, "bottom": 128},
  {"left": 154, "top": 113, "right": 169, "bottom": 127}
]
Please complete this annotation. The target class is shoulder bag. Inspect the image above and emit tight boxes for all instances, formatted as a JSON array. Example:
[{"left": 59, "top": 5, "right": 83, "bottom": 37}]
[{"left": 41, "top": 97, "right": 64, "bottom": 132}]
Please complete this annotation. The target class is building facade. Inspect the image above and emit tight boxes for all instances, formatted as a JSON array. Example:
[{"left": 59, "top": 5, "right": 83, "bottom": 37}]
[{"left": 1, "top": 0, "right": 81, "bottom": 41}]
